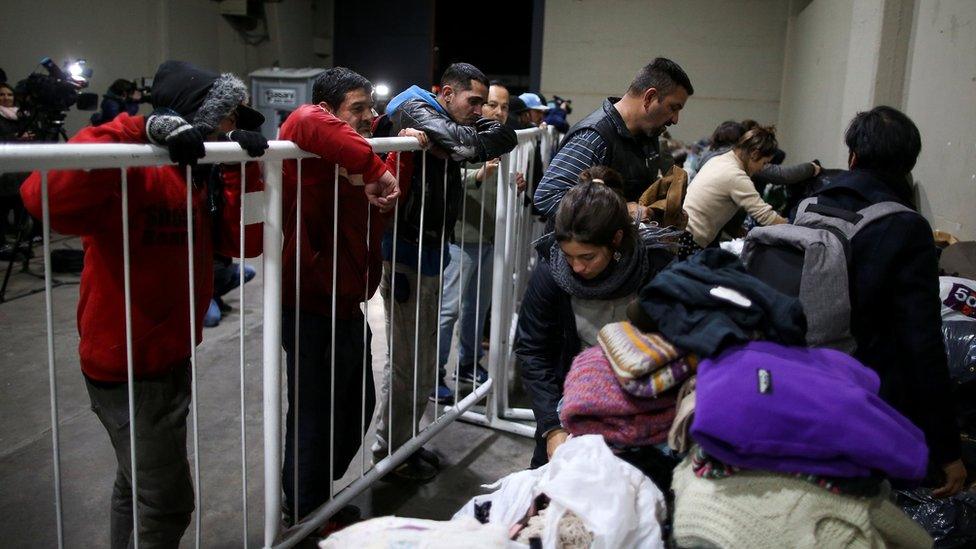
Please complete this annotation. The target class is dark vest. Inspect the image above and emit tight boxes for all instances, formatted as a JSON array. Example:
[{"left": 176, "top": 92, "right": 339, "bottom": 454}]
[{"left": 558, "top": 98, "right": 671, "bottom": 202}]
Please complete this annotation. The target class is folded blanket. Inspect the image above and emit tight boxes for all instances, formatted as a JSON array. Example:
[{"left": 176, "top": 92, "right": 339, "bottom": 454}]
[
  {"left": 619, "top": 358, "right": 696, "bottom": 398},
  {"left": 560, "top": 346, "right": 677, "bottom": 447},
  {"left": 598, "top": 322, "right": 683, "bottom": 379},
  {"left": 598, "top": 321, "right": 697, "bottom": 398}
]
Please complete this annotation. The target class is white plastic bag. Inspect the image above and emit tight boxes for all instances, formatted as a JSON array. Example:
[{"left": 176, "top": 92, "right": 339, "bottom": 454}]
[
  {"left": 319, "top": 516, "right": 511, "bottom": 548},
  {"left": 455, "top": 435, "right": 666, "bottom": 549}
]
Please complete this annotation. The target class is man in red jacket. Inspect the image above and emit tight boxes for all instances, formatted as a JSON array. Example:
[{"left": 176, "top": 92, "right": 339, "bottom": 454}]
[
  {"left": 278, "top": 66, "right": 421, "bottom": 523},
  {"left": 21, "top": 60, "right": 268, "bottom": 549}
]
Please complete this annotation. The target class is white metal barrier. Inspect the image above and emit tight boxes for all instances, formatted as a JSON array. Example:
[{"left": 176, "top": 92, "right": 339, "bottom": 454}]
[{"left": 0, "top": 125, "right": 555, "bottom": 548}]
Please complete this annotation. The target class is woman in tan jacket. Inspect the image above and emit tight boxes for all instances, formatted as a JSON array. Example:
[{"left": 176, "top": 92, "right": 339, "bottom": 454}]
[{"left": 683, "top": 126, "right": 786, "bottom": 248}]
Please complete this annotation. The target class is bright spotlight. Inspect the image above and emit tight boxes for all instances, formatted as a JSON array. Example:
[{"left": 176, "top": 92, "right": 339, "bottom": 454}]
[
  {"left": 375, "top": 83, "right": 390, "bottom": 98},
  {"left": 66, "top": 60, "right": 91, "bottom": 83}
]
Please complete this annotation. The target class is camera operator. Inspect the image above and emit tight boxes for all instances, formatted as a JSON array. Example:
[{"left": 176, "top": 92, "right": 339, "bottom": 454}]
[
  {"left": 544, "top": 94, "right": 572, "bottom": 133},
  {"left": 90, "top": 79, "right": 143, "bottom": 126}
]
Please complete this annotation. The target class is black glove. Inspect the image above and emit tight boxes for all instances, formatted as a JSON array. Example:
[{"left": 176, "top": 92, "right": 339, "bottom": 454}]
[
  {"left": 474, "top": 117, "right": 502, "bottom": 133},
  {"left": 146, "top": 112, "right": 206, "bottom": 167},
  {"left": 225, "top": 130, "right": 269, "bottom": 158}
]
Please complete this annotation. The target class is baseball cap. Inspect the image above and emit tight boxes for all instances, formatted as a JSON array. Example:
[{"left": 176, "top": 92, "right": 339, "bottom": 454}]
[{"left": 519, "top": 92, "right": 549, "bottom": 111}]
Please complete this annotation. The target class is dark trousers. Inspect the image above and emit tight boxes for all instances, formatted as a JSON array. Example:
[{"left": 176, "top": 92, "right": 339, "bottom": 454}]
[
  {"left": 281, "top": 309, "right": 375, "bottom": 520},
  {"left": 84, "top": 364, "right": 195, "bottom": 549}
]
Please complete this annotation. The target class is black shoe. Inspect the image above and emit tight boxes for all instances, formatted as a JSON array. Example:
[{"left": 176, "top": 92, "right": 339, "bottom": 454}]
[
  {"left": 385, "top": 452, "right": 438, "bottom": 482},
  {"left": 415, "top": 447, "right": 441, "bottom": 469}
]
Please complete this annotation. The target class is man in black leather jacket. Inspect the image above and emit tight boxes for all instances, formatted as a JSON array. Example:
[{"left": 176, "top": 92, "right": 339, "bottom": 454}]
[{"left": 372, "top": 63, "right": 517, "bottom": 481}]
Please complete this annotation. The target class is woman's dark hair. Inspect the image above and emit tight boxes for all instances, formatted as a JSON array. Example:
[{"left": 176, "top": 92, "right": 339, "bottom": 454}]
[
  {"left": 710, "top": 121, "right": 745, "bottom": 149},
  {"left": 578, "top": 165, "right": 625, "bottom": 196},
  {"left": 108, "top": 79, "right": 135, "bottom": 97},
  {"left": 734, "top": 125, "right": 778, "bottom": 159},
  {"left": 554, "top": 180, "right": 635, "bottom": 252},
  {"left": 312, "top": 67, "right": 373, "bottom": 109},
  {"left": 845, "top": 105, "right": 921, "bottom": 176},
  {"left": 0, "top": 82, "right": 14, "bottom": 95},
  {"left": 740, "top": 119, "right": 759, "bottom": 132}
]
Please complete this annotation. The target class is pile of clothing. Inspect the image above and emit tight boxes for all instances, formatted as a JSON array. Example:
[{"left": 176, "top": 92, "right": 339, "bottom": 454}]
[
  {"left": 671, "top": 341, "right": 932, "bottom": 547},
  {"left": 455, "top": 435, "right": 668, "bottom": 548}
]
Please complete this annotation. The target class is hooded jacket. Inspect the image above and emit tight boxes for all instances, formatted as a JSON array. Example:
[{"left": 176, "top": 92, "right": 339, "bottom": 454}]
[
  {"left": 20, "top": 113, "right": 263, "bottom": 382},
  {"left": 384, "top": 86, "right": 517, "bottom": 248}
]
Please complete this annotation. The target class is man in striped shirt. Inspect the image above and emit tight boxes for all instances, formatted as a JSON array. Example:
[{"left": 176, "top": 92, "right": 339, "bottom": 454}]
[{"left": 534, "top": 58, "right": 693, "bottom": 219}]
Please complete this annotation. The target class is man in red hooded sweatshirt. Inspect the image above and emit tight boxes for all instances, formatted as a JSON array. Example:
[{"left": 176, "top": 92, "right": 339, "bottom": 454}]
[
  {"left": 277, "top": 66, "right": 422, "bottom": 524},
  {"left": 21, "top": 60, "right": 269, "bottom": 549}
]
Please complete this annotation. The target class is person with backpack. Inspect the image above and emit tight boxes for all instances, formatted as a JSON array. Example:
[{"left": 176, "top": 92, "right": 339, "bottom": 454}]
[{"left": 742, "top": 106, "right": 967, "bottom": 497}]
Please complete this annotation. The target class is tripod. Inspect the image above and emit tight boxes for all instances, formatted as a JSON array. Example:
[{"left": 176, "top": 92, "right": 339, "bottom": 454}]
[{"left": 0, "top": 121, "right": 70, "bottom": 303}]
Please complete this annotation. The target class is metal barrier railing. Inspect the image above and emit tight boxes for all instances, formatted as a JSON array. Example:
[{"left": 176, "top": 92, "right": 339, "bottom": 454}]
[{"left": 0, "top": 125, "right": 556, "bottom": 548}]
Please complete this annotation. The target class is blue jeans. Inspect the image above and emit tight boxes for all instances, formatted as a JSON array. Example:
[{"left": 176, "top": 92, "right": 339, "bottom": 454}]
[{"left": 437, "top": 242, "right": 494, "bottom": 374}]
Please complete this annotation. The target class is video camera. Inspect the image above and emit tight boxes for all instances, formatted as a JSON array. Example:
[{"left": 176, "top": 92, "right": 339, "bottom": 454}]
[
  {"left": 14, "top": 57, "right": 98, "bottom": 141},
  {"left": 131, "top": 76, "right": 153, "bottom": 103}
]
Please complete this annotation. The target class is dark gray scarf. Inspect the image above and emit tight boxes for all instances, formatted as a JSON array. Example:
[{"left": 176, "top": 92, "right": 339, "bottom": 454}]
[{"left": 548, "top": 225, "right": 682, "bottom": 300}]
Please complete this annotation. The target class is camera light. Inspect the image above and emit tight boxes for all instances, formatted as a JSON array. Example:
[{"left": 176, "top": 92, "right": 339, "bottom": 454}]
[
  {"left": 375, "top": 83, "right": 390, "bottom": 99},
  {"left": 67, "top": 62, "right": 84, "bottom": 78}
]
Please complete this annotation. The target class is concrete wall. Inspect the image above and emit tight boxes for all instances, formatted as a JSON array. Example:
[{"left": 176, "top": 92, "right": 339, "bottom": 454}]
[
  {"left": 777, "top": 0, "right": 856, "bottom": 167},
  {"left": 904, "top": 0, "right": 976, "bottom": 240},
  {"left": 0, "top": 0, "right": 328, "bottom": 136},
  {"left": 777, "top": 0, "right": 914, "bottom": 168},
  {"left": 539, "top": 0, "right": 790, "bottom": 142}
]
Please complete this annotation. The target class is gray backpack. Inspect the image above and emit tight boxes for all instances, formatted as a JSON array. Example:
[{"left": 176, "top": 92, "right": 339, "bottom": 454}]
[{"left": 741, "top": 197, "right": 912, "bottom": 353}]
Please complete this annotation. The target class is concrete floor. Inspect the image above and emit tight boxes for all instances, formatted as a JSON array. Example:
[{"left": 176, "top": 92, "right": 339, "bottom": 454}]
[{"left": 0, "top": 236, "right": 535, "bottom": 548}]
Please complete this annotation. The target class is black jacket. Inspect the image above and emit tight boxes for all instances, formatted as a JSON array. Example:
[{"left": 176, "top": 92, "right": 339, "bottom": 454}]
[
  {"left": 389, "top": 99, "right": 517, "bottom": 245},
  {"left": 814, "top": 169, "right": 961, "bottom": 467},
  {"left": 513, "top": 258, "right": 579, "bottom": 467}
]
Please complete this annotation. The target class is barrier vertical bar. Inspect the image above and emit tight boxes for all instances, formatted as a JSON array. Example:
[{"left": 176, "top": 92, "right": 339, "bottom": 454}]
[
  {"left": 263, "top": 159, "right": 284, "bottom": 548},
  {"left": 387, "top": 153, "right": 401, "bottom": 458},
  {"left": 120, "top": 168, "right": 140, "bottom": 549},
  {"left": 329, "top": 166, "right": 339, "bottom": 498},
  {"left": 485, "top": 154, "right": 511, "bottom": 424},
  {"left": 412, "top": 153, "right": 427, "bottom": 437},
  {"left": 185, "top": 165, "right": 202, "bottom": 549},
  {"left": 452, "top": 163, "right": 468, "bottom": 408},
  {"left": 239, "top": 162, "right": 249, "bottom": 547},
  {"left": 433, "top": 160, "right": 448, "bottom": 419},
  {"left": 361, "top": 203, "right": 371, "bottom": 477},
  {"left": 292, "top": 159, "right": 302, "bottom": 520},
  {"left": 472, "top": 160, "right": 488, "bottom": 395},
  {"left": 41, "top": 171, "right": 65, "bottom": 549}
]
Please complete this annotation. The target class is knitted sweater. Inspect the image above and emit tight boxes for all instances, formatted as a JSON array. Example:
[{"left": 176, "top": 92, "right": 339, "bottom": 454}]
[
  {"left": 684, "top": 150, "right": 786, "bottom": 247},
  {"left": 672, "top": 454, "right": 933, "bottom": 549}
]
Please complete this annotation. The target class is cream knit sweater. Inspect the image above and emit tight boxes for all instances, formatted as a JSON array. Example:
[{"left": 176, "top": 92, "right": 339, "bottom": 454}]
[
  {"left": 672, "top": 453, "right": 933, "bottom": 548},
  {"left": 683, "top": 150, "right": 786, "bottom": 247}
]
